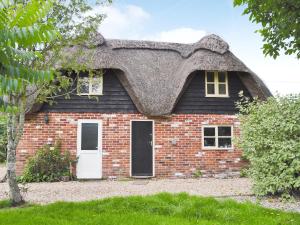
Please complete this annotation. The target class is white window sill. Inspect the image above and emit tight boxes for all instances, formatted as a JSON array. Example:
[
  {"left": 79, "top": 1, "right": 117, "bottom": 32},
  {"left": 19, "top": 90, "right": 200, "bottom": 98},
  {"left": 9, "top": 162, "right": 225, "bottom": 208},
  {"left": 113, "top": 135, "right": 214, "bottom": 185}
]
[
  {"left": 77, "top": 93, "right": 103, "bottom": 96},
  {"left": 202, "top": 147, "right": 234, "bottom": 151},
  {"left": 205, "top": 95, "right": 229, "bottom": 98}
]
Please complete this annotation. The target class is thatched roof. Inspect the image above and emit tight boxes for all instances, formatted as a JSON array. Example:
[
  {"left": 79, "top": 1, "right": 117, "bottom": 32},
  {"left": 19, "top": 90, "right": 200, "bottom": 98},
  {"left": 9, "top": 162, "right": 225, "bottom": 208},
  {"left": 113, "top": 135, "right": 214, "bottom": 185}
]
[{"left": 53, "top": 33, "right": 271, "bottom": 116}]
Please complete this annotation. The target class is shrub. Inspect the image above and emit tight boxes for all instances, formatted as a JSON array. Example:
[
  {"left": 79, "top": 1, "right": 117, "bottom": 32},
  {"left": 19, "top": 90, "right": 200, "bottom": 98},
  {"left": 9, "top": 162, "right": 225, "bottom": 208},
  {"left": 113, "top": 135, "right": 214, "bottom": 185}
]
[
  {"left": 20, "top": 141, "right": 73, "bottom": 182},
  {"left": 193, "top": 169, "right": 202, "bottom": 178},
  {"left": 239, "top": 168, "right": 249, "bottom": 178},
  {"left": 0, "top": 115, "right": 7, "bottom": 163},
  {"left": 237, "top": 94, "right": 300, "bottom": 198}
]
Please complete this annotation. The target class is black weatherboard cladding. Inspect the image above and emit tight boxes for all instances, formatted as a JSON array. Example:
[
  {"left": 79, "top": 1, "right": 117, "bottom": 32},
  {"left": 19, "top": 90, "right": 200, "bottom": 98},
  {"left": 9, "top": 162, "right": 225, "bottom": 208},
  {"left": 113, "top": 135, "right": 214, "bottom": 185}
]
[
  {"left": 42, "top": 70, "right": 251, "bottom": 114},
  {"left": 41, "top": 70, "right": 138, "bottom": 113},
  {"left": 174, "top": 71, "right": 251, "bottom": 114}
]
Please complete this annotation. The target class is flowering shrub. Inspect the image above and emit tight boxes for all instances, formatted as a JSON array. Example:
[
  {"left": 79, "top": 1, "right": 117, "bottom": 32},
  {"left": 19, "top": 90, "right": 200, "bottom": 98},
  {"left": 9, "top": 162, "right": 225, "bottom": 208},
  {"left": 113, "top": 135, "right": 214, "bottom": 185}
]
[
  {"left": 237, "top": 94, "right": 300, "bottom": 198},
  {"left": 20, "top": 141, "right": 73, "bottom": 182}
]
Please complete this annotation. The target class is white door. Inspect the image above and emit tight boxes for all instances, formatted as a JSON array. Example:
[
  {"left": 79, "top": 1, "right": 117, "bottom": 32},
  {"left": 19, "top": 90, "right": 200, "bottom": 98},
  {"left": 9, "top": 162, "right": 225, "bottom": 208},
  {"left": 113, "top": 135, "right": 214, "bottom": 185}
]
[{"left": 77, "top": 120, "right": 102, "bottom": 179}]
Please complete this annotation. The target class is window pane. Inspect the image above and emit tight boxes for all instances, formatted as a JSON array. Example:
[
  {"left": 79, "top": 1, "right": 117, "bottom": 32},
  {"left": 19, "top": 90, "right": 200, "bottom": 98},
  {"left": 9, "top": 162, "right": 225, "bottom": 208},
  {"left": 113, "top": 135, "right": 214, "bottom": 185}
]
[
  {"left": 218, "top": 126, "right": 231, "bottom": 136},
  {"left": 218, "top": 72, "right": 226, "bottom": 82},
  {"left": 91, "top": 77, "right": 102, "bottom": 94},
  {"left": 204, "top": 138, "right": 215, "bottom": 147},
  {"left": 78, "top": 78, "right": 89, "bottom": 94},
  {"left": 207, "top": 84, "right": 215, "bottom": 94},
  {"left": 218, "top": 84, "right": 226, "bottom": 95},
  {"left": 81, "top": 123, "right": 98, "bottom": 150},
  {"left": 204, "top": 127, "right": 215, "bottom": 136},
  {"left": 218, "top": 138, "right": 232, "bottom": 148},
  {"left": 206, "top": 72, "right": 214, "bottom": 82}
]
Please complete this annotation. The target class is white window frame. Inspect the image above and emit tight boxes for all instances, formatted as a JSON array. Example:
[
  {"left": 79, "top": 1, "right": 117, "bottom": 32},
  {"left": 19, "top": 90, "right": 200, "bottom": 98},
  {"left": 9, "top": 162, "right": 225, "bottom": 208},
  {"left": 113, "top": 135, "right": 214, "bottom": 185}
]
[
  {"left": 205, "top": 71, "right": 229, "bottom": 97},
  {"left": 77, "top": 75, "right": 103, "bottom": 96},
  {"left": 202, "top": 125, "right": 233, "bottom": 150},
  {"left": 77, "top": 119, "right": 102, "bottom": 155}
]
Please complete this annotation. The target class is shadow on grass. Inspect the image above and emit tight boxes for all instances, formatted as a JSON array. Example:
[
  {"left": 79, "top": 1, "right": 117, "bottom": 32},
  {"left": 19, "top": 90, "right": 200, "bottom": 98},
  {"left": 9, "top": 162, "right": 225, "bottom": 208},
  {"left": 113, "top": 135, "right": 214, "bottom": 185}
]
[
  {"left": 0, "top": 200, "right": 11, "bottom": 209},
  {"left": 0, "top": 199, "right": 34, "bottom": 210}
]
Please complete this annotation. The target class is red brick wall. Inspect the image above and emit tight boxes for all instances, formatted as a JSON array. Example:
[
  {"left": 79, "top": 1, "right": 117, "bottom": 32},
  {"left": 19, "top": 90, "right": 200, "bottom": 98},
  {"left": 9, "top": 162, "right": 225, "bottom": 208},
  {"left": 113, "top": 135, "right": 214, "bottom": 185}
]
[{"left": 17, "top": 113, "right": 245, "bottom": 178}]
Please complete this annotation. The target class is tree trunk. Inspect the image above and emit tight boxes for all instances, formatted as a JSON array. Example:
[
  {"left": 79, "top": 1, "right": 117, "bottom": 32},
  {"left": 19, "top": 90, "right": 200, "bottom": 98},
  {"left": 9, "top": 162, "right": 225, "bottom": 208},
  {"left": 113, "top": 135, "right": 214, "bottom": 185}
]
[
  {"left": 6, "top": 113, "right": 23, "bottom": 206},
  {"left": 6, "top": 142, "right": 23, "bottom": 205}
]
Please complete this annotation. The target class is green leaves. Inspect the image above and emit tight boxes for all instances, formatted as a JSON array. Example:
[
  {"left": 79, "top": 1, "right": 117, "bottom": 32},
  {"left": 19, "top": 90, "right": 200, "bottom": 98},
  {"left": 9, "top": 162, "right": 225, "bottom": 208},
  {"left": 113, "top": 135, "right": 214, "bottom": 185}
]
[
  {"left": 0, "top": 0, "right": 59, "bottom": 112},
  {"left": 0, "top": 114, "right": 7, "bottom": 162},
  {"left": 0, "top": 0, "right": 13, "bottom": 9},
  {"left": 9, "top": 24, "right": 58, "bottom": 48},
  {"left": 237, "top": 94, "right": 300, "bottom": 198},
  {"left": 234, "top": 0, "right": 300, "bottom": 59},
  {"left": 20, "top": 141, "right": 72, "bottom": 182},
  {"left": 11, "top": 0, "right": 53, "bottom": 28}
]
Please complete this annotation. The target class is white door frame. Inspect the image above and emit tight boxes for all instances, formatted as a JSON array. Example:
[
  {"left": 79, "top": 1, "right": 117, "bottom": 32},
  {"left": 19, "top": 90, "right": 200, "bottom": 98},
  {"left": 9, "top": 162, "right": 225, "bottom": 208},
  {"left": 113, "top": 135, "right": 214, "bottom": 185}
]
[
  {"left": 130, "top": 120, "right": 155, "bottom": 178},
  {"left": 77, "top": 119, "right": 102, "bottom": 179}
]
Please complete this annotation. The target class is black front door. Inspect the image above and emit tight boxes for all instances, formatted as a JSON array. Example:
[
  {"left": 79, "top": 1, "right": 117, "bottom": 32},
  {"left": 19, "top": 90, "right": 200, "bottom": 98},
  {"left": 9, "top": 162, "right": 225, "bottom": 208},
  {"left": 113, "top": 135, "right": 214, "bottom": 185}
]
[{"left": 131, "top": 121, "right": 153, "bottom": 176}]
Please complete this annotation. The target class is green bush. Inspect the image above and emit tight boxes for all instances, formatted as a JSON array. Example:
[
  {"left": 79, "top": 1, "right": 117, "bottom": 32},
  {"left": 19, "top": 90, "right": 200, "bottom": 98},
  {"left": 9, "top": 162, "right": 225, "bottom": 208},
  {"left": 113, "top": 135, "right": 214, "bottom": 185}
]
[
  {"left": 20, "top": 141, "right": 73, "bottom": 182},
  {"left": 0, "top": 115, "right": 7, "bottom": 163},
  {"left": 237, "top": 94, "right": 300, "bottom": 198},
  {"left": 193, "top": 169, "right": 202, "bottom": 178}
]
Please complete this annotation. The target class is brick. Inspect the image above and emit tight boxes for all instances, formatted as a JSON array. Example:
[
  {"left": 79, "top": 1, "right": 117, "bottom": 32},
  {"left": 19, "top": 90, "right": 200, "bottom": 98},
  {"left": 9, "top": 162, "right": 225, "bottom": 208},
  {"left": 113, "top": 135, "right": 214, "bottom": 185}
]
[{"left": 17, "top": 112, "right": 246, "bottom": 178}]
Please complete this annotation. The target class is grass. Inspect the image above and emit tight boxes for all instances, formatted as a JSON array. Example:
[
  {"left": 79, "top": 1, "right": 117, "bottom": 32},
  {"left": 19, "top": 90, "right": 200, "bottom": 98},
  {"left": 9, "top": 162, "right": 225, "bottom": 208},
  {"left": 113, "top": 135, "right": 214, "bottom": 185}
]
[
  {"left": 0, "top": 200, "right": 33, "bottom": 210},
  {"left": 0, "top": 200, "right": 11, "bottom": 209},
  {"left": 0, "top": 193, "right": 299, "bottom": 225}
]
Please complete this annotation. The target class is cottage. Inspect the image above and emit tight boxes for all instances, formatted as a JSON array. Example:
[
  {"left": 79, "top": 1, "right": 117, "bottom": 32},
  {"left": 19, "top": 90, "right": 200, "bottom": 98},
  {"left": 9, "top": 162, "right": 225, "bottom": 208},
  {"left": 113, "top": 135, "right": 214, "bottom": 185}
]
[{"left": 17, "top": 34, "right": 271, "bottom": 179}]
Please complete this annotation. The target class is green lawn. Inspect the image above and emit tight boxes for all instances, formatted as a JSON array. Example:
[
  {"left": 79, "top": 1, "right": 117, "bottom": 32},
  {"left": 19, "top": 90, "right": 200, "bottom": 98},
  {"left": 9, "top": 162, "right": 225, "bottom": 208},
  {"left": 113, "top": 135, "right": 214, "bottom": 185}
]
[{"left": 0, "top": 193, "right": 299, "bottom": 225}]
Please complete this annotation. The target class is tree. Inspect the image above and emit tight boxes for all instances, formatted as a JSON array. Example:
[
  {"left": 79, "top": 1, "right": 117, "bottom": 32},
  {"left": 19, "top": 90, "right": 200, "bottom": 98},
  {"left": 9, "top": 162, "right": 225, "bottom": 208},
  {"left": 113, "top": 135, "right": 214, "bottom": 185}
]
[
  {"left": 0, "top": 0, "right": 111, "bottom": 205},
  {"left": 237, "top": 94, "right": 300, "bottom": 198},
  {"left": 0, "top": 114, "right": 7, "bottom": 163},
  {"left": 0, "top": 0, "right": 59, "bottom": 205},
  {"left": 234, "top": 0, "right": 300, "bottom": 59},
  {"left": 23, "top": 0, "right": 111, "bottom": 105}
]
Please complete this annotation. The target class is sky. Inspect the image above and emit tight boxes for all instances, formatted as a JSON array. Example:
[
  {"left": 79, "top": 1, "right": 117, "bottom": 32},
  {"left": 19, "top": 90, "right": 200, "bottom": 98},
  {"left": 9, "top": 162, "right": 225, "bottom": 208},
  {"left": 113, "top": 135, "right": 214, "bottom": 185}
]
[{"left": 90, "top": 0, "right": 299, "bottom": 95}]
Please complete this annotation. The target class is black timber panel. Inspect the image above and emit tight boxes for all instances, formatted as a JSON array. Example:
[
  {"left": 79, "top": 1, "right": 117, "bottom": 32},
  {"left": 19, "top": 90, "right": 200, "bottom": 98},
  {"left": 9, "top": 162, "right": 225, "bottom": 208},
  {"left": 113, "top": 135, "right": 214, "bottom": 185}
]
[
  {"left": 173, "top": 71, "right": 251, "bottom": 114},
  {"left": 131, "top": 121, "right": 153, "bottom": 176},
  {"left": 41, "top": 70, "right": 138, "bottom": 113}
]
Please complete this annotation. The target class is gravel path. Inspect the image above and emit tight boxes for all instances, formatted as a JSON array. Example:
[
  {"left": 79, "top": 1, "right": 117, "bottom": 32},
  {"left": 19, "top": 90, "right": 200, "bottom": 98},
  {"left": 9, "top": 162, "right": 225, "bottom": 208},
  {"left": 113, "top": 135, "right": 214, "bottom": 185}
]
[
  {"left": 0, "top": 178, "right": 252, "bottom": 204},
  {"left": 230, "top": 196, "right": 300, "bottom": 213},
  {"left": 0, "top": 163, "right": 299, "bottom": 213}
]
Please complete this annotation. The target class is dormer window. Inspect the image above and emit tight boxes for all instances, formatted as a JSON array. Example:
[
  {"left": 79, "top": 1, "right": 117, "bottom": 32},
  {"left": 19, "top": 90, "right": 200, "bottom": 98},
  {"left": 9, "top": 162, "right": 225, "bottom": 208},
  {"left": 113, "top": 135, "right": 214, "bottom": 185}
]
[
  {"left": 77, "top": 75, "right": 103, "bottom": 95},
  {"left": 205, "top": 71, "right": 228, "bottom": 97}
]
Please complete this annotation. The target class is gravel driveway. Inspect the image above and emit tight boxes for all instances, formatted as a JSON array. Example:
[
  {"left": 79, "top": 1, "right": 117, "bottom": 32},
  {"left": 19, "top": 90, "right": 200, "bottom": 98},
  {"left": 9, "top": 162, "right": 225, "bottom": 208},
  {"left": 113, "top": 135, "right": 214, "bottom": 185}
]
[
  {"left": 0, "top": 178, "right": 252, "bottom": 204},
  {"left": 0, "top": 163, "right": 300, "bottom": 213}
]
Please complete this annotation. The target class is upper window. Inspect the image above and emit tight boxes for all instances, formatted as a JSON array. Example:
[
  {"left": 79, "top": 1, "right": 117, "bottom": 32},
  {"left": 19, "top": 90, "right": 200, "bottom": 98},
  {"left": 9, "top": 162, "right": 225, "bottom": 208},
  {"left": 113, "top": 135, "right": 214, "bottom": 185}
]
[
  {"left": 77, "top": 75, "right": 103, "bottom": 95},
  {"left": 205, "top": 71, "right": 228, "bottom": 97},
  {"left": 203, "top": 125, "right": 233, "bottom": 149}
]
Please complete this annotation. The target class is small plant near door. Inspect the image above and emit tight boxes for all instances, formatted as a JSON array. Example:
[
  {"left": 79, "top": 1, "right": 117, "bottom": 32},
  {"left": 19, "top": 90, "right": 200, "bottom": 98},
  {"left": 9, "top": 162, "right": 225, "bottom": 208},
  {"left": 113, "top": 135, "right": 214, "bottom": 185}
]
[
  {"left": 19, "top": 141, "right": 74, "bottom": 183},
  {"left": 193, "top": 169, "right": 202, "bottom": 178}
]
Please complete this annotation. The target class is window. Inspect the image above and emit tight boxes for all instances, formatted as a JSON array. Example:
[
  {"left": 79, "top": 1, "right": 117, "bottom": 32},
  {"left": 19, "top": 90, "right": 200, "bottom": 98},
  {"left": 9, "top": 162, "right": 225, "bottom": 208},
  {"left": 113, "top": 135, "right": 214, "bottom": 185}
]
[
  {"left": 203, "top": 126, "right": 233, "bottom": 149},
  {"left": 81, "top": 123, "right": 98, "bottom": 150},
  {"left": 77, "top": 76, "right": 103, "bottom": 95},
  {"left": 205, "top": 71, "right": 228, "bottom": 97}
]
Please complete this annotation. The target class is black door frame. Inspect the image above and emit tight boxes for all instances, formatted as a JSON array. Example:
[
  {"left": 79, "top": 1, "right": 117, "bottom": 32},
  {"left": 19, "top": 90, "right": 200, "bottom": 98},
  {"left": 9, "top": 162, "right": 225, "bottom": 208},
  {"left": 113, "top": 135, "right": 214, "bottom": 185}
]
[{"left": 130, "top": 120, "right": 154, "bottom": 177}]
